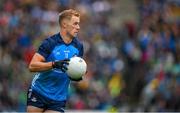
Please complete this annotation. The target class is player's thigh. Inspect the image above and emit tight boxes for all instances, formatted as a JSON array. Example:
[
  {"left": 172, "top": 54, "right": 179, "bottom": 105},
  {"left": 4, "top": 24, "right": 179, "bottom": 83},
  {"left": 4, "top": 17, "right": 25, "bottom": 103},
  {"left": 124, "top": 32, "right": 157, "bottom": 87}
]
[
  {"left": 27, "top": 105, "right": 44, "bottom": 112},
  {"left": 44, "top": 110, "right": 63, "bottom": 113}
]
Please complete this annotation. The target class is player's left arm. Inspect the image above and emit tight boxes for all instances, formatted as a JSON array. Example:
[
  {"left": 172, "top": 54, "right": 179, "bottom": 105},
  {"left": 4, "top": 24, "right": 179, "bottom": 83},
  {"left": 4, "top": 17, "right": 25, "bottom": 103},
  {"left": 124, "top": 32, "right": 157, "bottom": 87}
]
[
  {"left": 69, "top": 43, "right": 85, "bottom": 81},
  {"left": 78, "top": 43, "right": 84, "bottom": 57}
]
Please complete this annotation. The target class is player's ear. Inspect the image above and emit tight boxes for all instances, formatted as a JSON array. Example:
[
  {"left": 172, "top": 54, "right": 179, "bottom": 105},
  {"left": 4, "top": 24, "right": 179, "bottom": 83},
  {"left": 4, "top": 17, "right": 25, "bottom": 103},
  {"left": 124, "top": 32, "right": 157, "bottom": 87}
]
[{"left": 61, "top": 20, "right": 67, "bottom": 28}]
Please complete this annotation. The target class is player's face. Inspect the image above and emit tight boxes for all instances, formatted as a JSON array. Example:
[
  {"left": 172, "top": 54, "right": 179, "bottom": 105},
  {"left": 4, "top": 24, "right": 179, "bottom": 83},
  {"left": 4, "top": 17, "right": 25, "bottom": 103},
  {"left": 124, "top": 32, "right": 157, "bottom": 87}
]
[{"left": 66, "top": 16, "right": 80, "bottom": 38}]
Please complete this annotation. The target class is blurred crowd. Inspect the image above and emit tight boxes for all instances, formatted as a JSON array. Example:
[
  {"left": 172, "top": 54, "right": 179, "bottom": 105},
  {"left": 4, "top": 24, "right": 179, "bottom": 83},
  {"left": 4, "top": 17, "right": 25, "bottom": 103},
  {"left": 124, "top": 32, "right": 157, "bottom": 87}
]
[{"left": 0, "top": 0, "right": 180, "bottom": 112}]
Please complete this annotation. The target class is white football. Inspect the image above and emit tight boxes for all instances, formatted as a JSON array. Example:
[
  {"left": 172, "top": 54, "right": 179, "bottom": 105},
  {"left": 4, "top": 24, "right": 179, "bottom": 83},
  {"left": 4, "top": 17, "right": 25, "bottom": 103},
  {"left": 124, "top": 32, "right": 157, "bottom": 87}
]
[{"left": 67, "top": 56, "right": 87, "bottom": 80}]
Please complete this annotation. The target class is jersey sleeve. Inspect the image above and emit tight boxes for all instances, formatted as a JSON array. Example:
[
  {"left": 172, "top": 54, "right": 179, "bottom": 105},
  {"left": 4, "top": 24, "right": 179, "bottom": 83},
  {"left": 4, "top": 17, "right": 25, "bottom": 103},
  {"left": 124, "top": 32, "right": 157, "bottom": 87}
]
[
  {"left": 37, "top": 38, "right": 52, "bottom": 59},
  {"left": 78, "top": 44, "right": 84, "bottom": 57}
]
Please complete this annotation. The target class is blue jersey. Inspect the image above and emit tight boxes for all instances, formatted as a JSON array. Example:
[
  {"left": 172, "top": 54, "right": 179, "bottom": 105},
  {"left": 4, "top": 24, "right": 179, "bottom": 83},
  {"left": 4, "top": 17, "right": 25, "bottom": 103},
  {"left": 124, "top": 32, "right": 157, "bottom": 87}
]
[{"left": 31, "top": 33, "right": 84, "bottom": 101}]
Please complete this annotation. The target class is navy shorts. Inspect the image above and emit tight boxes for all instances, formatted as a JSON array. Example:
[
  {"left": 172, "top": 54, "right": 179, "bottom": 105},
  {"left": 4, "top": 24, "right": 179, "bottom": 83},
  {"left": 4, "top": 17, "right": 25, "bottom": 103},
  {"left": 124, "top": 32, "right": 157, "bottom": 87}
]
[{"left": 27, "top": 88, "right": 66, "bottom": 112}]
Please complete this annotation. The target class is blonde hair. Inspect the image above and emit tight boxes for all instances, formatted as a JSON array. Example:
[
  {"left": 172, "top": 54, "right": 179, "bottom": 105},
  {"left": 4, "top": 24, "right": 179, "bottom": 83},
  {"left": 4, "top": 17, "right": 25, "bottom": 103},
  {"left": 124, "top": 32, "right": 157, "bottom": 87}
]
[{"left": 59, "top": 9, "right": 80, "bottom": 26}]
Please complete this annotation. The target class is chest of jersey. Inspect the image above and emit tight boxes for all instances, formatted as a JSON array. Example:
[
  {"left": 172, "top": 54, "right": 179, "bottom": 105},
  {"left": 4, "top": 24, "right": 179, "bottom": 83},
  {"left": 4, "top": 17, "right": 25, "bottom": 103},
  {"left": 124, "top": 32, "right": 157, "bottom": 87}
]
[{"left": 48, "top": 44, "right": 79, "bottom": 61}]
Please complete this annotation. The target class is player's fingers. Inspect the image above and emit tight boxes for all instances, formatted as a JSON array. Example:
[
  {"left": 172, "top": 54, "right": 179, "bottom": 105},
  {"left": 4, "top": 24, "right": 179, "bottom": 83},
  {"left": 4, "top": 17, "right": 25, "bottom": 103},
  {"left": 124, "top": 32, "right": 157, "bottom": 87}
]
[
  {"left": 64, "top": 62, "right": 69, "bottom": 65},
  {"left": 69, "top": 76, "right": 82, "bottom": 81},
  {"left": 62, "top": 61, "right": 69, "bottom": 65},
  {"left": 62, "top": 66, "right": 68, "bottom": 71},
  {"left": 63, "top": 59, "right": 70, "bottom": 62},
  {"left": 63, "top": 63, "right": 69, "bottom": 68}
]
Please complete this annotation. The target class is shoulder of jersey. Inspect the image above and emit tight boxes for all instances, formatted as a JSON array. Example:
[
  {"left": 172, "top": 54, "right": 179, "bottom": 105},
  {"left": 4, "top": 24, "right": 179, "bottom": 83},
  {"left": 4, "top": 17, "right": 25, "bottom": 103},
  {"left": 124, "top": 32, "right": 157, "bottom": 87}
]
[
  {"left": 73, "top": 37, "right": 83, "bottom": 46},
  {"left": 46, "top": 33, "right": 59, "bottom": 44}
]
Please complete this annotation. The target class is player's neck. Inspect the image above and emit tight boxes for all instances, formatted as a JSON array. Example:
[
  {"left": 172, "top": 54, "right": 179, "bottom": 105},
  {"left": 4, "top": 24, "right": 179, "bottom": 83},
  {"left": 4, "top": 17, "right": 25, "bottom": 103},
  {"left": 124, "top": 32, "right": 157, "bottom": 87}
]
[{"left": 60, "top": 31, "right": 73, "bottom": 44}]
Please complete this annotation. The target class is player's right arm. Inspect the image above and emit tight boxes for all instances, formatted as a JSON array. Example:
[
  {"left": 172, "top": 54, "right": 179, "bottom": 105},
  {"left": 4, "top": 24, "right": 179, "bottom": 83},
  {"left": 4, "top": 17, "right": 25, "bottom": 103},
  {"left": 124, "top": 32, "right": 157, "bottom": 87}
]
[
  {"left": 29, "top": 53, "right": 69, "bottom": 72},
  {"left": 29, "top": 38, "right": 69, "bottom": 72},
  {"left": 28, "top": 53, "right": 53, "bottom": 72}
]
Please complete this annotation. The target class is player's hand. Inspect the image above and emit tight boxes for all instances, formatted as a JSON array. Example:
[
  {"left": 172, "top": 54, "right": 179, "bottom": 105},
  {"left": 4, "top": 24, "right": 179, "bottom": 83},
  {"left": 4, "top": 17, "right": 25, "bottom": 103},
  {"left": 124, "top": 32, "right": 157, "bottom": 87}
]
[
  {"left": 69, "top": 71, "right": 87, "bottom": 81},
  {"left": 69, "top": 76, "right": 82, "bottom": 81},
  {"left": 52, "top": 59, "right": 70, "bottom": 72}
]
